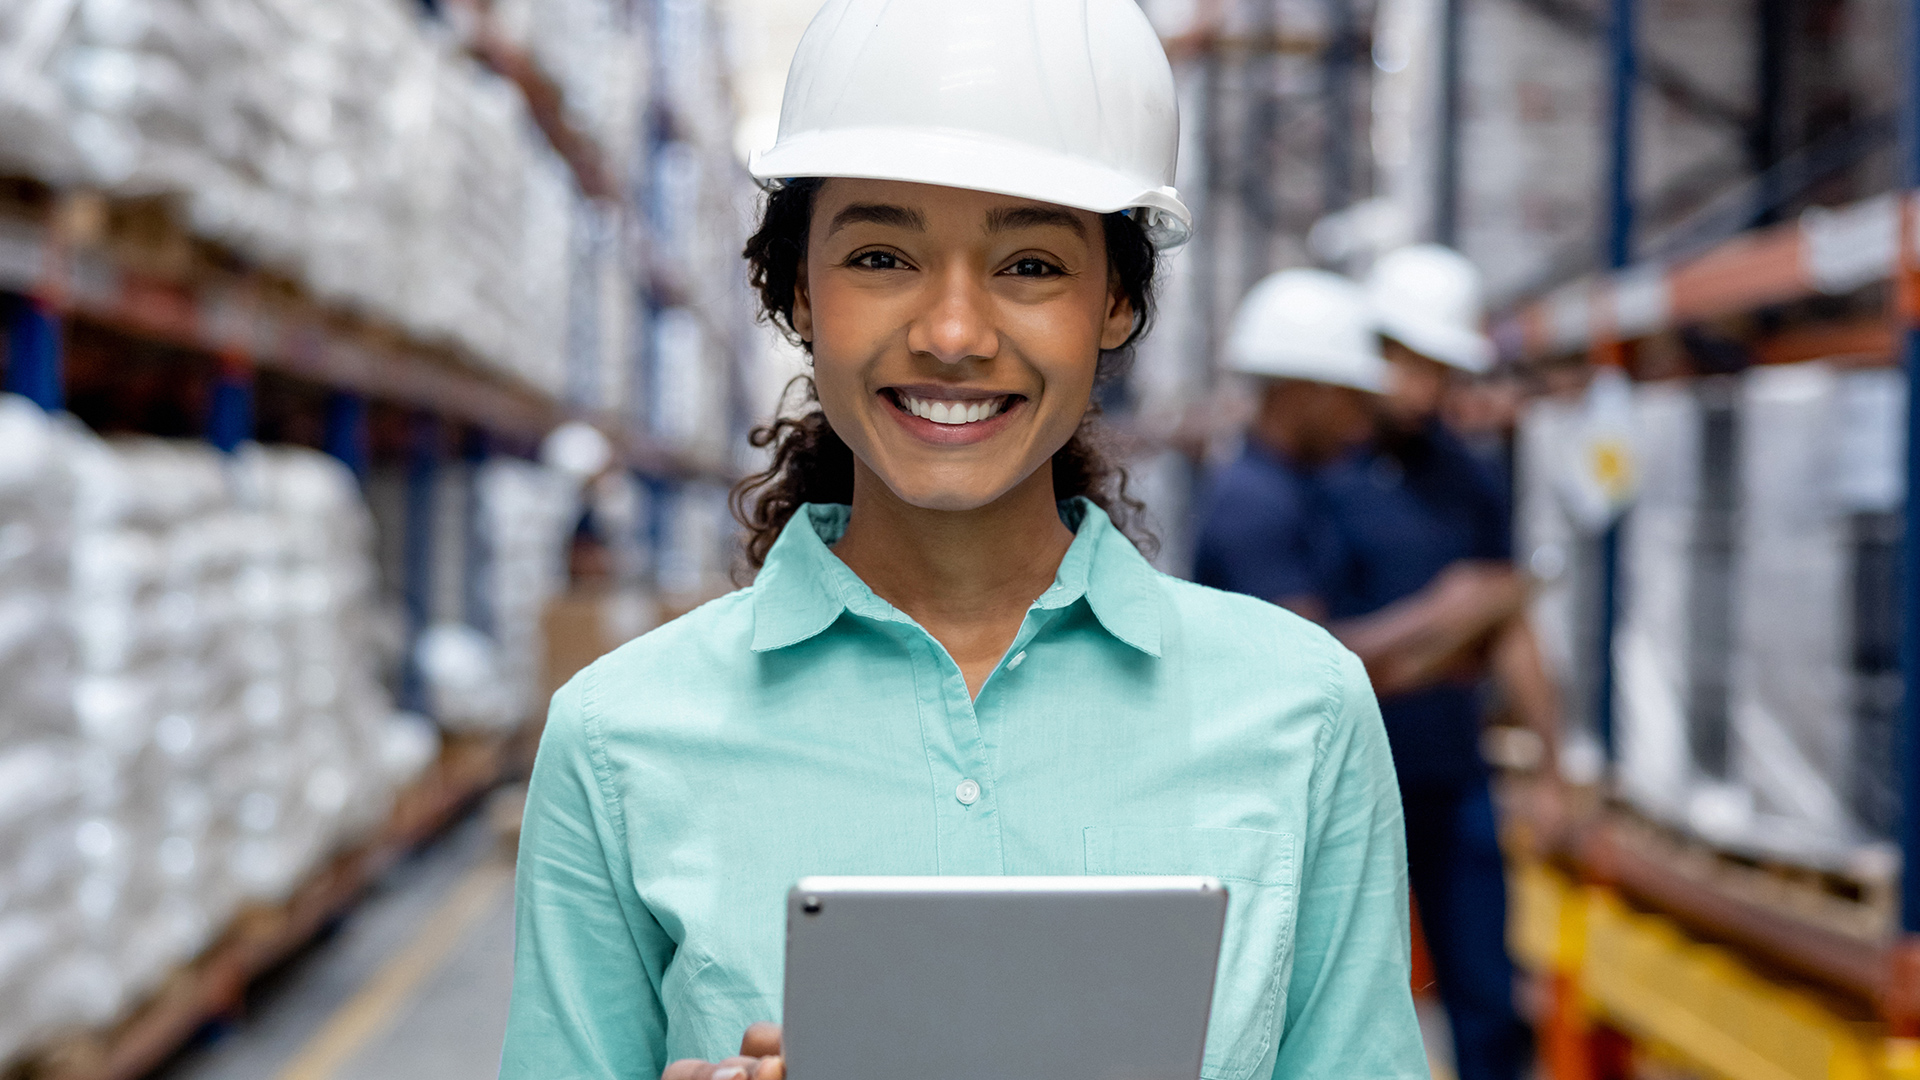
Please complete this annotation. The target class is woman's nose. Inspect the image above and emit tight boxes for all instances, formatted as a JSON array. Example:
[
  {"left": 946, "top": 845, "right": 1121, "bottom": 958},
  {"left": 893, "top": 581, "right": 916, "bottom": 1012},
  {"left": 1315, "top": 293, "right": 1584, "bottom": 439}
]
[{"left": 906, "top": 266, "right": 999, "bottom": 365}]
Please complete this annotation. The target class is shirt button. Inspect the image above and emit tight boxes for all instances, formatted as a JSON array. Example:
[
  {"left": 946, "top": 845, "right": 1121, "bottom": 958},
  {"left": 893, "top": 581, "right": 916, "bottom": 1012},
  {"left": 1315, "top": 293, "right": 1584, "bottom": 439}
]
[
  {"left": 1007, "top": 650, "right": 1027, "bottom": 670},
  {"left": 955, "top": 779, "right": 981, "bottom": 806}
]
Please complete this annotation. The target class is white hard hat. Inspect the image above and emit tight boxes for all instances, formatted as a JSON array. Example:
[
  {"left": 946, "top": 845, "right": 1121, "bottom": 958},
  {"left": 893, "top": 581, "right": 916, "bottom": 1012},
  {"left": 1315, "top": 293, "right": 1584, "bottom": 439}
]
[
  {"left": 540, "top": 420, "right": 613, "bottom": 480},
  {"left": 749, "top": 0, "right": 1192, "bottom": 250},
  {"left": 1365, "top": 244, "right": 1494, "bottom": 373},
  {"left": 1225, "top": 269, "right": 1388, "bottom": 393}
]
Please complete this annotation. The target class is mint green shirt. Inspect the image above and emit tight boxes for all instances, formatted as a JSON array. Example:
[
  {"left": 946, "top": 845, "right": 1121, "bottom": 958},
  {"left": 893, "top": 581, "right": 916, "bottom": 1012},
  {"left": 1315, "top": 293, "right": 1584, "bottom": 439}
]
[{"left": 502, "top": 501, "right": 1425, "bottom": 1080}]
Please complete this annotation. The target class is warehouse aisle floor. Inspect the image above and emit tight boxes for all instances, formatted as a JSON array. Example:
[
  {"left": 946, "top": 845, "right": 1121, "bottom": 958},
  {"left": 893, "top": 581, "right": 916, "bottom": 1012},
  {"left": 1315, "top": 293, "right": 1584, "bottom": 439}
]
[{"left": 158, "top": 812, "right": 516, "bottom": 1080}]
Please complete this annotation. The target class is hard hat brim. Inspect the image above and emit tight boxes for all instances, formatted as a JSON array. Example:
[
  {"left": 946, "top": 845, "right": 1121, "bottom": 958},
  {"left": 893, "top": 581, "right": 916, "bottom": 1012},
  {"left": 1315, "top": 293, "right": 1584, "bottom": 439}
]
[
  {"left": 1375, "top": 310, "right": 1495, "bottom": 374},
  {"left": 1225, "top": 350, "right": 1388, "bottom": 394},
  {"left": 749, "top": 126, "right": 1193, "bottom": 250}
]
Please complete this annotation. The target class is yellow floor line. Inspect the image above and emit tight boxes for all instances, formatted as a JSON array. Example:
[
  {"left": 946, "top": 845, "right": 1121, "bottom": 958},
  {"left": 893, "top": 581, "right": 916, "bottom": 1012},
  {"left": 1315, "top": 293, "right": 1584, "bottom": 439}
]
[{"left": 275, "top": 857, "right": 514, "bottom": 1080}]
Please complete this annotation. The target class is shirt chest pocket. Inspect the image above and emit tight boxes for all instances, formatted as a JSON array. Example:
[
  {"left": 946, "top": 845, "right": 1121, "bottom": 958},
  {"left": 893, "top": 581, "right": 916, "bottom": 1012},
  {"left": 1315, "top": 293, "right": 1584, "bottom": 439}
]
[{"left": 1083, "top": 826, "right": 1299, "bottom": 1080}]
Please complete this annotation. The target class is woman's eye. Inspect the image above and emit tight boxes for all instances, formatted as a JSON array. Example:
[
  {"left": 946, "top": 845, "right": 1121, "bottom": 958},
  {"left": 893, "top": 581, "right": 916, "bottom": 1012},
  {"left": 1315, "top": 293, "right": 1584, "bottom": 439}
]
[
  {"left": 850, "top": 251, "right": 903, "bottom": 270},
  {"left": 1006, "top": 257, "right": 1063, "bottom": 278}
]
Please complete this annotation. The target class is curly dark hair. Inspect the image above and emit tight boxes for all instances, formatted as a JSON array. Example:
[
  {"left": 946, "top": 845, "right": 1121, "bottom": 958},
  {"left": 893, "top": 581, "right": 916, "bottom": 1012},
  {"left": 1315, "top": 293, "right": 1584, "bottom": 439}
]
[{"left": 731, "top": 178, "right": 1159, "bottom": 571}]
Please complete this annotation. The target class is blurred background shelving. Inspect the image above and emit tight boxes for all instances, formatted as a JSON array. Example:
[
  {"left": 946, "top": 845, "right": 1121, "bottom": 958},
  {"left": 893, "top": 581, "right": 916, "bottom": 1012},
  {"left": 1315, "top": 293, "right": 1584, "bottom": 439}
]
[
  {"left": 0, "top": 0, "right": 752, "bottom": 1073},
  {"left": 1, "top": 0, "right": 1918, "bottom": 1078}
]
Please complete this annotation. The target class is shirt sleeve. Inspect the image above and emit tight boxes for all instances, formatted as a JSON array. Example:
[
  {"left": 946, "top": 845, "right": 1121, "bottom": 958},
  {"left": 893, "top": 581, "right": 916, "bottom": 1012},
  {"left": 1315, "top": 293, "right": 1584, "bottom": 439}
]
[
  {"left": 501, "top": 669, "right": 675, "bottom": 1080},
  {"left": 1271, "top": 646, "right": 1428, "bottom": 1079}
]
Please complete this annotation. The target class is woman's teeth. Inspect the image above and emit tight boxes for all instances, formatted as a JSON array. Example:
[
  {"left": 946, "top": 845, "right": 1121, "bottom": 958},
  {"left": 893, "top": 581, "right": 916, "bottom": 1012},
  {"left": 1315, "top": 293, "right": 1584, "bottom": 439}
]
[{"left": 898, "top": 394, "right": 1007, "bottom": 425}]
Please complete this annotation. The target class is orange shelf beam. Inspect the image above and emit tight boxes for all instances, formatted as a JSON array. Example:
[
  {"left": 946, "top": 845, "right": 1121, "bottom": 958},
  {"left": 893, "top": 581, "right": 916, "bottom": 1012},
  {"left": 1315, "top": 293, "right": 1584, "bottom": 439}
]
[
  {"left": 0, "top": 210, "right": 707, "bottom": 478},
  {"left": 1500, "top": 190, "right": 1915, "bottom": 360}
]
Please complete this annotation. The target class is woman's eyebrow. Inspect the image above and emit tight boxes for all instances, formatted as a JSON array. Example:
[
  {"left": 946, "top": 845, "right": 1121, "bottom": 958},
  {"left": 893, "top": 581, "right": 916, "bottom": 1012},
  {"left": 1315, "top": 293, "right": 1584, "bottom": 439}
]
[
  {"left": 985, "top": 206, "right": 1087, "bottom": 237},
  {"left": 826, "top": 203, "right": 928, "bottom": 237}
]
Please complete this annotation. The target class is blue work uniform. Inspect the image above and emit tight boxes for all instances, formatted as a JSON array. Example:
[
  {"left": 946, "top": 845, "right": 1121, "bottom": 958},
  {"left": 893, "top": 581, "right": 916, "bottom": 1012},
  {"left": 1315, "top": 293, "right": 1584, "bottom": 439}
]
[
  {"left": 1318, "top": 421, "right": 1529, "bottom": 1080},
  {"left": 1319, "top": 423, "right": 1511, "bottom": 787},
  {"left": 1191, "top": 440, "right": 1340, "bottom": 604}
]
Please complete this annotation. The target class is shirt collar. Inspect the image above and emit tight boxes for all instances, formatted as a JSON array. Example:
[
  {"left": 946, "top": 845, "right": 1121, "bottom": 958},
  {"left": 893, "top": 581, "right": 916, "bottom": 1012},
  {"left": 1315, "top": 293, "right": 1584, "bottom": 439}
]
[{"left": 749, "top": 498, "right": 1162, "bottom": 657}]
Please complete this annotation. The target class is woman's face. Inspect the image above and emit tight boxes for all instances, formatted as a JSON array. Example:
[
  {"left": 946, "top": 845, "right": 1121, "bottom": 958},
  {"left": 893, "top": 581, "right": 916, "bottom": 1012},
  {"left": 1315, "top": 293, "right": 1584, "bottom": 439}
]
[{"left": 791, "top": 179, "right": 1136, "bottom": 512}]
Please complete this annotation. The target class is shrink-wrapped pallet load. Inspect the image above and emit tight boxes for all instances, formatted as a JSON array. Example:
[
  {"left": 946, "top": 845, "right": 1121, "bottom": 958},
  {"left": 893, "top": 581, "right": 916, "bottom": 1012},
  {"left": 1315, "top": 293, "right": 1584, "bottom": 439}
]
[
  {"left": 1514, "top": 394, "right": 1603, "bottom": 766},
  {"left": 0, "top": 0, "right": 589, "bottom": 394},
  {"left": 0, "top": 398, "right": 437, "bottom": 1064},
  {"left": 1730, "top": 364, "right": 1904, "bottom": 862},
  {"left": 1610, "top": 381, "right": 1710, "bottom": 827},
  {"left": 0, "top": 397, "right": 90, "bottom": 1058},
  {"left": 467, "top": 457, "right": 576, "bottom": 729},
  {"left": 1536, "top": 365, "right": 1910, "bottom": 871}
]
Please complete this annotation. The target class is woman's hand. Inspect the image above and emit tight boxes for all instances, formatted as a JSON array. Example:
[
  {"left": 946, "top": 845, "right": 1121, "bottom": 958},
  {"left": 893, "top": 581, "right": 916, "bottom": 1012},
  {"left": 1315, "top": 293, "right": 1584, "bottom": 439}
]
[{"left": 662, "top": 1023, "right": 785, "bottom": 1080}]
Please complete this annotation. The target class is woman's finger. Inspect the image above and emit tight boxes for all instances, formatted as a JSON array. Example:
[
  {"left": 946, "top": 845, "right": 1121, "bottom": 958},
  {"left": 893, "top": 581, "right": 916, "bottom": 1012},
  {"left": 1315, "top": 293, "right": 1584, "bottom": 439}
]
[
  {"left": 739, "top": 1023, "right": 784, "bottom": 1058},
  {"left": 757, "top": 1055, "right": 786, "bottom": 1080},
  {"left": 662, "top": 1056, "right": 761, "bottom": 1080}
]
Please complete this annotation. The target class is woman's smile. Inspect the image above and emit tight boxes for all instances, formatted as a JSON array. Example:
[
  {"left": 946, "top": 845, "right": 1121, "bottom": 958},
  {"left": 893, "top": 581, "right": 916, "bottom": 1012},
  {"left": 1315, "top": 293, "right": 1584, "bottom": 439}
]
[{"left": 879, "top": 385, "right": 1027, "bottom": 446}]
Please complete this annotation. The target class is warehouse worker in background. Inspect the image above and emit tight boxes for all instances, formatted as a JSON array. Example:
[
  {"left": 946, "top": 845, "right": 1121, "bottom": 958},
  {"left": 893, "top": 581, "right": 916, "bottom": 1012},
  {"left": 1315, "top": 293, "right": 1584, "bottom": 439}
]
[
  {"left": 1316, "top": 243, "right": 1563, "bottom": 1080},
  {"left": 1192, "top": 269, "right": 1385, "bottom": 614},
  {"left": 1195, "top": 268, "right": 1539, "bottom": 710}
]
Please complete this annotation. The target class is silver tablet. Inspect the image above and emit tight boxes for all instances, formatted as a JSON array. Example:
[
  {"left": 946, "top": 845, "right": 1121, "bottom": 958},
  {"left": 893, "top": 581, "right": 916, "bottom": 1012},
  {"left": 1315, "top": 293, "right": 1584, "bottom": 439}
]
[{"left": 782, "top": 875, "right": 1228, "bottom": 1080}]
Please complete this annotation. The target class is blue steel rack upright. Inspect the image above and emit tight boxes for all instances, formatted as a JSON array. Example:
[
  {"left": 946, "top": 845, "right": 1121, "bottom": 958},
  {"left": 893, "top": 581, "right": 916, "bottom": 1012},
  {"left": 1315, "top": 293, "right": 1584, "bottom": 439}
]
[{"left": 1897, "top": 0, "right": 1920, "bottom": 947}]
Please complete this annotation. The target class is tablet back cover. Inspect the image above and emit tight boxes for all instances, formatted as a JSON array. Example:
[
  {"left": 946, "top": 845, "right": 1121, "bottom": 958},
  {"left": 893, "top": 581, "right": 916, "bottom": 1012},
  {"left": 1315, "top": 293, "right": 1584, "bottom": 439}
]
[{"left": 782, "top": 877, "right": 1227, "bottom": 1080}]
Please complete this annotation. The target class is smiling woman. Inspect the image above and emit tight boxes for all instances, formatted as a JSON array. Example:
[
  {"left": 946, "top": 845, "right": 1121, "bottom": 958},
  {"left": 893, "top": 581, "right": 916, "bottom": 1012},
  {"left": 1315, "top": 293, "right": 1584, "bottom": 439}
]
[
  {"left": 732, "top": 177, "right": 1158, "bottom": 570},
  {"left": 499, "top": 2, "right": 1429, "bottom": 1079}
]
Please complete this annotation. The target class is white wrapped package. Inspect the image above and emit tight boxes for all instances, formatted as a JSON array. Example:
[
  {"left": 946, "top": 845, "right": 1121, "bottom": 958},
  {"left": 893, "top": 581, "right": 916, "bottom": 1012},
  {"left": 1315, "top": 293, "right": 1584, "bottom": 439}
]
[
  {"left": 1514, "top": 396, "right": 1602, "bottom": 757},
  {"left": 0, "top": 404, "right": 438, "bottom": 1061},
  {"left": 1611, "top": 381, "right": 1707, "bottom": 827},
  {"left": 1596, "top": 367, "right": 1908, "bottom": 871},
  {"left": 488, "top": 0, "right": 648, "bottom": 171},
  {"left": 416, "top": 622, "right": 516, "bottom": 733},
  {"left": 1729, "top": 365, "right": 1856, "bottom": 854},
  {"left": 470, "top": 457, "right": 576, "bottom": 730},
  {"left": 0, "top": 401, "right": 81, "bottom": 741},
  {"left": 0, "top": 0, "right": 585, "bottom": 391},
  {"left": 1729, "top": 364, "right": 1905, "bottom": 862}
]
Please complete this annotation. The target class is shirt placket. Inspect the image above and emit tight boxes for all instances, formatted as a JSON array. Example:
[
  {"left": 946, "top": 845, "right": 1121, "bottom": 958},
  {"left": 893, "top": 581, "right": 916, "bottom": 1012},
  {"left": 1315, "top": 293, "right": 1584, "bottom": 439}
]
[
  {"left": 933, "top": 597, "right": 1083, "bottom": 874},
  {"left": 885, "top": 625, "right": 996, "bottom": 875}
]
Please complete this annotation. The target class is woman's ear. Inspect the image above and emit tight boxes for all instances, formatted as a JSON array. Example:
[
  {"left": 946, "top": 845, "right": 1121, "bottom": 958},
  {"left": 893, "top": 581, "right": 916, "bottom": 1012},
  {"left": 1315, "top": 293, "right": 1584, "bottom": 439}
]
[
  {"left": 1099, "top": 287, "right": 1136, "bottom": 352},
  {"left": 791, "top": 264, "right": 814, "bottom": 344}
]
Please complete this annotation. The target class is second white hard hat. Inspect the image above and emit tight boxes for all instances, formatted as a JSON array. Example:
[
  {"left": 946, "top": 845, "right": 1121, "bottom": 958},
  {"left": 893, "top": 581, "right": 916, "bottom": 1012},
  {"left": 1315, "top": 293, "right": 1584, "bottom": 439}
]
[
  {"left": 1365, "top": 244, "right": 1494, "bottom": 373},
  {"left": 748, "top": 0, "right": 1192, "bottom": 250},
  {"left": 1225, "top": 269, "right": 1388, "bottom": 393}
]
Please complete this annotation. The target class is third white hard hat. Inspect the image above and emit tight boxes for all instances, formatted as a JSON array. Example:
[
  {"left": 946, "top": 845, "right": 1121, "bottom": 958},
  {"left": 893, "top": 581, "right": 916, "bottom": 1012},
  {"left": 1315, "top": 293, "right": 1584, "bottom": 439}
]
[
  {"left": 1225, "top": 269, "right": 1388, "bottom": 393},
  {"left": 748, "top": 0, "right": 1192, "bottom": 250},
  {"left": 1365, "top": 244, "right": 1494, "bottom": 373}
]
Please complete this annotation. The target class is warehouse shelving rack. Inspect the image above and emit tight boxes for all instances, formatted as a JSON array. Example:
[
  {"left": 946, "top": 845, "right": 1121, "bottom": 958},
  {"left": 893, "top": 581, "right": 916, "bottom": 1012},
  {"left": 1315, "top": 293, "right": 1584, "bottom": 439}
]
[
  {"left": 1477, "top": 0, "right": 1920, "bottom": 1072},
  {"left": 0, "top": 4, "right": 727, "bottom": 1076},
  {"left": 1494, "top": 191, "right": 1911, "bottom": 370},
  {"left": 0, "top": 5, "right": 716, "bottom": 480}
]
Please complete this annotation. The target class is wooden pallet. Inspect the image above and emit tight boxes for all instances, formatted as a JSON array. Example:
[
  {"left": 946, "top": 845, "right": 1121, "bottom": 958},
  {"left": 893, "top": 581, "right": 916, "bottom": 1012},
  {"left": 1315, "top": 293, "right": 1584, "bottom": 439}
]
[
  {"left": 11, "top": 728, "right": 536, "bottom": 1080},
  {"left": 1605, "top": 814, "right": 1897, "bottom": 947}
]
